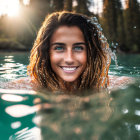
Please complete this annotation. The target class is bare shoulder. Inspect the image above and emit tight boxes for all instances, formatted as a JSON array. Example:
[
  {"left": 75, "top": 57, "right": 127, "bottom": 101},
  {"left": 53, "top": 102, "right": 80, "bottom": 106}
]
[
  {"left": 108, "top": 75, "right": 135, "bottom": 89},
  {"left": 2, "top": 77, "right": 38, "bottom": 90}
]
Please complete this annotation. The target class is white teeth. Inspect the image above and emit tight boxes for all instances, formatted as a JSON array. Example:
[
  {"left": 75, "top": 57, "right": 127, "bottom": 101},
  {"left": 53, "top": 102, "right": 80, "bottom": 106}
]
[{"left": 62, "top": 67, "right": 77, "bottom": 71}]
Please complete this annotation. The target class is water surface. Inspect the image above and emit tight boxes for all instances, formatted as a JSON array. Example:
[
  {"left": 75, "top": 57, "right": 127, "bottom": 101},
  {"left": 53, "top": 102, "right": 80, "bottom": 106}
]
[{"left": 0, "top": 52, "right": 140, "bottom": 140}]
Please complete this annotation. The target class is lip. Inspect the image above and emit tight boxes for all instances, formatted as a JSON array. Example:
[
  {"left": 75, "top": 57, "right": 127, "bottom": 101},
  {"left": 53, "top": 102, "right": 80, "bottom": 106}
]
[{"left": 59, "top": 66, "right": 79, "bottom": 73}]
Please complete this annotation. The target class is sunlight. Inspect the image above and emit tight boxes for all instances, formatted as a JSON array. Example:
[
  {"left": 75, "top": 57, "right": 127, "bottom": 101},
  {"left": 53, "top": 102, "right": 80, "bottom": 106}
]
[
  {"left": 5, "top": 104, "right": 39, "bottom": 117},
  {"left": 23, "top": 0, "right": 30, "bottom": 5},
  {"left": 89, "top": 0, "right": 103, "bottom": 14},
  {"left": 1, "top": 94, "right": 26, "bottom": 102},
  {"left": 0, "top": 0, "right": 20, "bottom": 17}
]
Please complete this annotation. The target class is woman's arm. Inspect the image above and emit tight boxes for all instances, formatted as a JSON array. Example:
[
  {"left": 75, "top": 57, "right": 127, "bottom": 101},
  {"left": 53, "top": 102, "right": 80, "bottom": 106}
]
[
  {"left": 1, "top": 77, "right": 34, "bottom": 90},
  {"left": 108, "top": 75, "right": 135, "bottom": 90}
]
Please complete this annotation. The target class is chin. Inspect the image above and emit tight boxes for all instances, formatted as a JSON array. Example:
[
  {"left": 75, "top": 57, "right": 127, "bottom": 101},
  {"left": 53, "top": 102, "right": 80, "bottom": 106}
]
[
  {"left": 62, "top": 77, "right": 77, "bottom": 83},
  {"left": 63, "top": 80, "right": 76, "bottom": 83}
]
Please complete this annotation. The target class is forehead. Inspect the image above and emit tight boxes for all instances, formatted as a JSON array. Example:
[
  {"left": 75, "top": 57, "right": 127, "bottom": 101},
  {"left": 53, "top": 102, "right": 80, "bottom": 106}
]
[{"left": 50, "top": 26, "right": 85, "bottom": 43}]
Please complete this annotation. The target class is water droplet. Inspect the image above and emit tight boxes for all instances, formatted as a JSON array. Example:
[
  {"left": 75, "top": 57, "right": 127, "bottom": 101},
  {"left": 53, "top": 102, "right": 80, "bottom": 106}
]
[
  {"left": 135, "top": 124, "right": 140, "bottom": 131},
  {"left": 135, "top": 110, "right": 140, "bottom": 116},
  {"left": 11, "top": 121, "right": 21, "bottom": 129},
  {"left": 87, "top": 19, "right": 90, "bottom": 23},
  {"left": 133, "top": 26, "right": 136, "bottom": 29},
  {"left": 111, "top": 42, "right": 114, "bottom": 46},
  {"left": 122, "top": 108, "right": 128, "bottom": 114}
]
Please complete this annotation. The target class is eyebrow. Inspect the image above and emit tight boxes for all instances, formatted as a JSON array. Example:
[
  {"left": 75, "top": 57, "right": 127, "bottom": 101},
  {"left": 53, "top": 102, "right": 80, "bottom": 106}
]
[
  {"left": 51, "top": 42, "right": 86, "bottom": 46},
  {"left": 51, "top": 43, "right": 65, "bottom": 46},
  {"left": 73, "top": 42, "right": 86, "bottom": 46}
]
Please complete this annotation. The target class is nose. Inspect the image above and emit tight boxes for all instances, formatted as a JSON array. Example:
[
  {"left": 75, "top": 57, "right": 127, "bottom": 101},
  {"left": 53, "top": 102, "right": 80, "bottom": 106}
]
[{"left": 64, "top": 49, "right": 74, "bottom": 65}]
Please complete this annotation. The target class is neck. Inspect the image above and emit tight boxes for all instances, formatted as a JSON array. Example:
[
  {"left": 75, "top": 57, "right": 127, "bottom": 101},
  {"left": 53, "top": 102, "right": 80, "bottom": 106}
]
[{"left": 59, "top": 79, "right": 78, "bottom": 92}]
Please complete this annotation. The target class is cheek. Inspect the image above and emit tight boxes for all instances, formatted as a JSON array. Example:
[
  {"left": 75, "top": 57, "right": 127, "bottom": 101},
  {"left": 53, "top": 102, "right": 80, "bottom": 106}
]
[
  {"left": 50, "top": 53, "right": 62, "bottom": 66},
  {"left": 77, "top": 52, "right": 87, "bottom": 66}
]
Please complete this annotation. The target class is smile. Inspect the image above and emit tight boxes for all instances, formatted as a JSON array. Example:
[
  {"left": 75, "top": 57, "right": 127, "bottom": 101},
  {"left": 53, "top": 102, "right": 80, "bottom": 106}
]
[{"left": 60, "top": 66, "right": 79, "bottom": 73}]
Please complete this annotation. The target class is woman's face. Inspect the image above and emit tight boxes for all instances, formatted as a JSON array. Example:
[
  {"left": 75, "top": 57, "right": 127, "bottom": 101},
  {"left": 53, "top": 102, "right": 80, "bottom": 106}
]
[{"left": 50, "top": 26, "right": 87, "bottom": 83}]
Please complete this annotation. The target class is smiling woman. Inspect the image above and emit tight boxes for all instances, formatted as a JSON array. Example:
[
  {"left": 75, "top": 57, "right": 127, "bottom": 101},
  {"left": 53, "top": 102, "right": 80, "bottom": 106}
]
[
  {"left": 27, "top": 11, "right": 111, "bottom": 92},
  {"left": 50, "top": 26, "right": 87, "bottom": 84}
]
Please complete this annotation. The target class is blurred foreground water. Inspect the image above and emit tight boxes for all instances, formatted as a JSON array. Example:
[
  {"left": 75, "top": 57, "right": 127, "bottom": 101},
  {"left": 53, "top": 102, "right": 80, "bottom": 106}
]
[{"left": 0, "top": 52, "right": 140, "bottom": 140}]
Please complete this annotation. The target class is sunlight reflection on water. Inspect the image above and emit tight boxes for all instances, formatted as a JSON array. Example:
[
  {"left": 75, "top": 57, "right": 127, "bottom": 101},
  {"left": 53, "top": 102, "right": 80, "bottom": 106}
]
[
  {"left": 0, "top": 54, "right": 27, "bottom": 82},
  {"left": 0, "top": 53, "right": 140, "bottom": 140},
  {"left": 1, "top": 94, "right": 26, "bottom": 102}
]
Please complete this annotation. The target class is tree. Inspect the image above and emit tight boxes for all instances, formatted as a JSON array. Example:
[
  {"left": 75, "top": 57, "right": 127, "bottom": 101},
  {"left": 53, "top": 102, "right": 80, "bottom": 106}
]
[
  {"left": 52, "top": 0, "right": 65, "bottom": 11},
  {"left": 64, "top": 0, "right": 73, "bottom": 11},
  {"left": 102, "top": 0, "right": 123, "bottom": 44},
  {"left": 75, "top": 0, "right": 92, "bottom": 15},
  {"left": 123, "top": 0, "right": 140, "bottom": 52}
]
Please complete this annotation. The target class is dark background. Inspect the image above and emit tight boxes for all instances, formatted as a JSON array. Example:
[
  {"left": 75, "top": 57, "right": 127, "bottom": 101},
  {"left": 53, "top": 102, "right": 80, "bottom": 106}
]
[{"left": 0, "top": 0, "right": 140, "bottom": 53}]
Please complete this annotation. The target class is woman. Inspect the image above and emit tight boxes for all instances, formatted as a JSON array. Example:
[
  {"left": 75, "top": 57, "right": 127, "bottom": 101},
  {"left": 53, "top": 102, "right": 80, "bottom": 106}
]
[{"left": 27, "top": 11, "right": 111, "bottom": 92}]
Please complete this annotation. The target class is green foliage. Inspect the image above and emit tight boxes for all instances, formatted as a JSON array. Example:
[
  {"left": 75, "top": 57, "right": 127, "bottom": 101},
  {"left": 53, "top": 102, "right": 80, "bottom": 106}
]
[
  {"left": 101, "top": 0, "right": 140, "bottom": 53},
  {"left": 123, "top": 0, "right": 140, "bottom": 52},
  {"left": 0, "top": 0, "right": 139, "bottom": 53},
  {"left": 0, "top": 0, "right": 93, "bottom": 52},
  {"left": 64, "top": 0, "right": 73, "bottom": 11},
  {"left": 75, "top": 0, "right": 93, "bottom": 15},
  {"left": 101, "top": 0, "right": 122, "bottom": 42},
  {"left": 0, "top": 38, "right": 26, "bottom": 51},
  {"left": 52, "top": 0, "right": 65, "bottom": 11}
]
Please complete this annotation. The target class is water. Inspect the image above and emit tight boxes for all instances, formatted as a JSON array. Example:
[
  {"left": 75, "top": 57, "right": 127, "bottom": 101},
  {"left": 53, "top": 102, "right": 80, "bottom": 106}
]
[{"left": 0, "top": 52, "right": 140, "bottom": 140}]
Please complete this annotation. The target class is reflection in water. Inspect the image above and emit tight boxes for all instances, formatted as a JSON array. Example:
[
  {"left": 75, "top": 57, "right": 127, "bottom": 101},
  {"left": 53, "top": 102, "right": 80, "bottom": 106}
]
[
  {"left": 0, "top": 53, "right": 140, "bottom": 139},
  {"left": 32, "top": 85, "right": 140, "bottom": 140},
  {"left": 135, "top": 125, "right": 140, "bottom": 131},
  {"left": 0, "top": 84, "right": 140, "bottom": 139},
  {"left": 0, "top": 88, "right": 36, "bottom": 94},
  {"left": 109, "top": 64, "right": 140, "bottom": 77},
  {"left": 135, "top": 98, "right": 140, "bottom": 103},
  {"left": 1, "top": 94, "right": 26, "bottom": 102},
  {"left": 5, "top": 104, "right": 38, "bottom": 118},
  {"left": 135, "top": 110, "right": 140, "bottom": 116},
  {"left": 4, "top": 56, "right": 14, "bottom": 58},
  {"left": 0, "top": 54, "right": 27, "bottom": 82},
  {"left": 11, "top": 121, "right": 21, "bottom": 129},
  {"left": 36, "top": 91, "right": 112, "bottom": 139},
  {"left": 9, "top": 127, "right": 41, "bottom": 140},
  {"left": 0, "top": 62, "right": 27, "bottom": 80},
  {"left": 4, "top": 59, "right": 15, "bottom": 63}
]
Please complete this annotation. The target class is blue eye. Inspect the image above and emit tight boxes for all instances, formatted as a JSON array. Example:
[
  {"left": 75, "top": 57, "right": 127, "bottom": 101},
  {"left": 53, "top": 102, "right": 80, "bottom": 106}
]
[
  {"left": 74, "top": 46, "right": 84, "bottom": 51},
  {"left": 54, "top": 46, "right": 64, "bottom": 51}
]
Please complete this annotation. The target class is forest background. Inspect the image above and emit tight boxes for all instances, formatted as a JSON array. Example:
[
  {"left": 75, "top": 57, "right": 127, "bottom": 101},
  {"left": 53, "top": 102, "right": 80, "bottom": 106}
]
[{"left": 0, "top": 0, "right": 140, "bottom": 53}]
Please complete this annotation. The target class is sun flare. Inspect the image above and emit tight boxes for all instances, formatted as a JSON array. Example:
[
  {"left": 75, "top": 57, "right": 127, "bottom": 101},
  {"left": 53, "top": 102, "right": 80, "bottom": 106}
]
[
  {"left": 0, "top": 0, "right": 20, "bottom": 17},
  {"left": 23, "top": 0, "right": 30, "bottom": 5}
]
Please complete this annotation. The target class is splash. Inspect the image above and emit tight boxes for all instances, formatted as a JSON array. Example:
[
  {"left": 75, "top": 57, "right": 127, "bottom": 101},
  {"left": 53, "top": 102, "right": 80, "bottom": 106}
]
[
  {"left": 90, "top": 17, "right": 119, "bottom": 87},
  {"left": 90, "top": 17, "right": 118, "bottom": 68}
]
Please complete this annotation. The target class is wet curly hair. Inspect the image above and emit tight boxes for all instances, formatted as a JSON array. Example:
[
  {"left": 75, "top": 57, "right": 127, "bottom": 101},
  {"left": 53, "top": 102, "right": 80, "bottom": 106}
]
[{"left": 27, "top": 11, "right": 111, "bottom": 92}]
